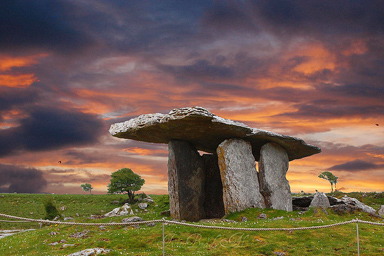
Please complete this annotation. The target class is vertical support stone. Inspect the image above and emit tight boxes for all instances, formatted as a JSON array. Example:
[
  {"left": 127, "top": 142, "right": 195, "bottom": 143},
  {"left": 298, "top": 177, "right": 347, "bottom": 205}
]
[
  {"left": 259, "top": 142, "right": 292, "bottom": 211},
  {"left": 168, "top": 140, "right": 205, "bottom": 221},
  {"left": 202, "top": 153, "right": 225, "bottom": 218},
  {"left": 217, "top": 139, "right": 265, "bottom": 214}
]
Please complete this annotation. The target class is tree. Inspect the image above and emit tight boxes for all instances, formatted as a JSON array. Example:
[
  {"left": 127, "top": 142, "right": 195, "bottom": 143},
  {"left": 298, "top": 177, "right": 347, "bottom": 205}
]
[
  {"left": 107, "top": 168, "right": 145, "bottom": 203},
  {"left": 81, "top": 183, "right": 93, "bottom": 195},
  {"left": 318, "top": 171, "right": 338, "bottom": 192}
]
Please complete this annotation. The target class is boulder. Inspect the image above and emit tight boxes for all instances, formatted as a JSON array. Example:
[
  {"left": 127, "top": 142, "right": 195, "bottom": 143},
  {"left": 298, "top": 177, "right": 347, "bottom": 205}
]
[
  {"left": 109, "top": 107, "right": 321, "bottom": 161},
  {"left": 310, "top": 192, "right": 330, "bottom": 208},
  {"left": 67, "top": 248, "right": 111, "bottom": 256},
  {"left": 217, "top": 139, "right": 265, "bottom": 213},
  {"left": 331, "top": 204, "right": 358, "bottom": 215},
  {"left": 378, "top": 205, "right": 384, "bottom": 217},
  {"left": 138, "top": 203, "right": 148, "bottom": 209},
  {"left": 104, "top": 203, "right": 133, "bottom": 217},
  {"left": 259, "top": 143, "right": 292, "bottom": 211},
  {"left": 121, "top": 216, "right": 143, "bottom": 223},
  {"left": 168, "top": 140, "right": 205, "bottom": 221},
  {"left": 202, "top": 153, "right": 225, "bottom": 218},
  {"left": 340, "top": 196, "right": 376, "bottom": 215}
]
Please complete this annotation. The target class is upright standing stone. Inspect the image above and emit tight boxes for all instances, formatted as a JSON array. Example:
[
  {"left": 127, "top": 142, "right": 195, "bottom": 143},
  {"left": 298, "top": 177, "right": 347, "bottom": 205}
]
[
  {"left": 217, "top": 139, "right": 265, "bottom": 214},
  {"left": 168, "top": 140, "right": 205, "bottom": 221},
  {"left": 259, "top": 142, "right": 292, "bottom": 211},
  {"left": 202, "top": 154, "right": 225, "bottom": 218},
  {"left": 310, "top": 192, "right": 330, "bottom": 208}
]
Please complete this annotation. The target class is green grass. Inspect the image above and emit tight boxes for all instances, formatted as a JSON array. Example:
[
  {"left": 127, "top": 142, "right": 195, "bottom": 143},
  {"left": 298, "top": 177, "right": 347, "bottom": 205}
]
[{"left": 1, "top": 192, "right": 384, "bottom": 255}]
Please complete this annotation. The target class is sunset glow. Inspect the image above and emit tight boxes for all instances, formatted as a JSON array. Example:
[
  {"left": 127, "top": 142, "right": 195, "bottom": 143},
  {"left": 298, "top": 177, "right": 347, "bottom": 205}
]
[{"left": 1, "top": 1, "right": 383, "bottom": 195}]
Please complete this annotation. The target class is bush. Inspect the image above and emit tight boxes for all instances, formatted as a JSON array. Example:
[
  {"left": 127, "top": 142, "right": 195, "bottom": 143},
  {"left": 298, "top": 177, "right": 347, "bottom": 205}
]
[{"left": 44, "top": 198, "right": 61, "bottom": 220}]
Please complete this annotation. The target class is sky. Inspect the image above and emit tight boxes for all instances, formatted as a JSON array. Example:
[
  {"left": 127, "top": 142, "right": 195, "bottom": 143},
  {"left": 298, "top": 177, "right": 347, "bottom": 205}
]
[{"left": 0, "top": 0, "right": 383, "bottom": 195}]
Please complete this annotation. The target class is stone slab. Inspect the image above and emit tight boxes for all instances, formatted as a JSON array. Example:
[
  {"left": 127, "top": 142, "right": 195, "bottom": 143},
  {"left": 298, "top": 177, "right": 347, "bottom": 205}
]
[
  {"left": 168, "top": 140, "right": 205, "bottom": 221},
  {"left": 217, "top": 139, "right": 265, "bottom": 213},
  {"left": 259, "top": 142, "right": 292, "bottom": 211},
  {"left": 109, "top": 107, "right": 321, "bottom": 161}
]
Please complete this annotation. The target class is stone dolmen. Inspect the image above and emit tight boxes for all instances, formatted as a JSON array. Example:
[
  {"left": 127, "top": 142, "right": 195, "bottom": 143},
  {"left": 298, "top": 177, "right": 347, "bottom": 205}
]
[{"left": 109, "top": 107, "right": 321, "bottom": 221}]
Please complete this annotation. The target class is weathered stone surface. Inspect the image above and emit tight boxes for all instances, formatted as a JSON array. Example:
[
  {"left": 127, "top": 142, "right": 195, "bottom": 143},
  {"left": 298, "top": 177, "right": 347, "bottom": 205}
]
[
  {"left": 138, "top": 203, "right": 148, "bottom": 209},
  {"left": 378, "top": 205, "right": 384, "bottom": 217},
  {"left": 202, "top": 153, "right": 225, "bottom": 218},
  {"left": 121, "top": 216, "right": 143, "bottom": 223},
  {"left": 104, "top": 203, "right": 133, "bottom": 217},
  {"left": 340, "top": 195, "right": 376, "bottom": 215},
  {"left": 217, "top": 139, "right": 265, "bottom": 213},
  {"left": 259, "top": 143, "right": 292, "bottom": 211},
  {"left": 110, "top": 107, "right": 321, "bottom": 161},
  {"left": 67, "top": 248, "right": 111, "bottom": 256},
  {"left": 310, "top": 192, "right": 330, "bottom": 208},
  {"left": 168, "top": 140, "right": 205, "bottom": 221}
]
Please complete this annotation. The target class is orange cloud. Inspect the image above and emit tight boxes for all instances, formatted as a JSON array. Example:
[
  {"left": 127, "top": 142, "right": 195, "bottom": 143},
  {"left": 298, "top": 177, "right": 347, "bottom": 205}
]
[
  {"left": 0, "top": 74, "right": 38, "bottom": 88},
  {"left": 0, "top": 54, "right": 47, "bottom": 71},
  {"left": 123, "top": 147, "right": 168, "bottom": 156}
]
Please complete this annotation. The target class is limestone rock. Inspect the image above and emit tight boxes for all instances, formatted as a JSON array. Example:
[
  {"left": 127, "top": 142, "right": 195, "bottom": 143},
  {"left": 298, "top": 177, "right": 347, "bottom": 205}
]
[
  {"left": 310, "top": 192, "right": 331, "bottom": 208},
  {"left": 202, "top": 153, "right": 225, "bottom": 218},
  {"left": 331, "top": 204, "right": 358, "bottom": 214},
  {"left": 259, "top": 143, "right": 292, "bottom": 211},
  {"left": 121, "top": 216, "right": 143, "bottom": 223},
  {"left": 104, "top": 203, "right": 133, "bottom": 217},
  {"left": 168, "top": 140, "right": 205, "bottom": 221},
  {"left": 378, "top": 205, "right": 384, "bottom": 217},
  {"left": 67, "top": 248, "right": 111, "bottom": 256},
  {"left": 110, "top": 107, "right": 321, "bottom": 161},
  {"left": 217, "top": 139, "right": 265, "bottom": 213},
  {"left": 138, "top": 203, "right": 148, "bottom": 209},
  {"left": 340, "top": 196, "right": 376, "bottom": 215}
]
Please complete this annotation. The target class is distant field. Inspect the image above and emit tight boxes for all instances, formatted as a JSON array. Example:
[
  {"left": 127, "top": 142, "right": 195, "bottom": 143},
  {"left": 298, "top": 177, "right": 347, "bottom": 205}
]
[{"left": 1, "top": 192, "right": 384, "bottom": 255}]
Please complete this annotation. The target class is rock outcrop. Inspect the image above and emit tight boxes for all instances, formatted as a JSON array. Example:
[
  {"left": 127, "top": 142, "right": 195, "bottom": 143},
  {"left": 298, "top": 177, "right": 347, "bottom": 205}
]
[
  {"left": 110, "top": 107, "right": 321, "bottom": 221},
  {"left": 217, "top": 139, "right": 265, "bottom": 213},
  {"left": 259, "top": 143, "right": 292, "bottom": 211}
]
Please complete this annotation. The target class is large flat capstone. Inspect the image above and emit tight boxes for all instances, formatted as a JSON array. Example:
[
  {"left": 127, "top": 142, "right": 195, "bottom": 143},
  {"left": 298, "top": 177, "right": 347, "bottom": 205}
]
[{"left": 109, "top": 107, "right": 321, "bottom": 161}]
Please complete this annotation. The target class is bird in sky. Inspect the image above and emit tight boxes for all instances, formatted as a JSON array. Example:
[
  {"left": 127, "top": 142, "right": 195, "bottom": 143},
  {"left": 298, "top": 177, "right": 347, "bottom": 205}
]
[
  {"left": 58, "top": 161, "right": 62, "bottom": 164},
  {"left": 376, "top": 124, "right": 379, "bottom": 126}
]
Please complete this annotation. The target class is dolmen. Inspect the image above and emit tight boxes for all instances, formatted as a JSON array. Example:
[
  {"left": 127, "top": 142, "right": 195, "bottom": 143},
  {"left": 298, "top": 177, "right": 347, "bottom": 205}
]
[{"left": 109, "top": 107, "right": 321, "bottom": 221}]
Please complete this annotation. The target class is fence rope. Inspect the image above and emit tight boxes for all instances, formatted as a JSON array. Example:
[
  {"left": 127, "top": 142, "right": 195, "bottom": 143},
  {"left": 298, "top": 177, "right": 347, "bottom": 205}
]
[{"left": 1, "top": 213, "right": 383, "bottom": 231}]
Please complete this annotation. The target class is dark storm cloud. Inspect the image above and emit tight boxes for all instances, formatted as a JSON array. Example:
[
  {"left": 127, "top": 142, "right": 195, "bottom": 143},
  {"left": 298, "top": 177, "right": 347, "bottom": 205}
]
[
  {"left": 160, "top": 60, "right": 236, "bottom": 81},
  {"left": 201, "top": 1, "right": 259, "bottom": 33},
  {"left": 0, "top": 0, "right": 93, "bottom": 54},
  {"left": 0, "top": 88, "right": 40, "bottom": 121},
  {"left": 0, "top": 107, "right": 104, "bottom": 157},
  {"left": 0, "top": 164, "right": 47, "bottom": 193},
  {"left": 329, "top": 159, "right": 383, "bottom": 172},
  {"left": 255, "top": 0, "right": 384, "bottom": 35},
  {"left": 282, "top": 103, "right": 384, "bottom": 119}
]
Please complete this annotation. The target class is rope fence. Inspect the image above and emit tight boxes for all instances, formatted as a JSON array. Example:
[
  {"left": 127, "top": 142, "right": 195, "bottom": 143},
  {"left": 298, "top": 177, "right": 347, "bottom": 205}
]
[{"left": 2, "top": 213, "right": 384, "bottom": 255}]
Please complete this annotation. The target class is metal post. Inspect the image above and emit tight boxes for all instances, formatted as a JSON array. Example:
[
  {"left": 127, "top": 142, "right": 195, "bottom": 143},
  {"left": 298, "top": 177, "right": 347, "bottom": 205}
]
[
  {"left": 356, "top": 220, "right": 360, "bottom": 256},
  {"left": 162, "top": 218, "right": 165, "bottom": 256}
]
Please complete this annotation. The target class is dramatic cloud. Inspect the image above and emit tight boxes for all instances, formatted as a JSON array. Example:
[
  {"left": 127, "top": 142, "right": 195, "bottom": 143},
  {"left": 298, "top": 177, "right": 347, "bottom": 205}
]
[
  {"left": 0, "top": 107, "right": 104, "bottom": 157},
  {"left": 0, "top": 164, "right": 47, "bottom": 193},
  {"left": 329, "top": 160, "right": 383, "bottom": 172},
  {"left": 0, "top": 1, "right": 383, "bottom": 194}
]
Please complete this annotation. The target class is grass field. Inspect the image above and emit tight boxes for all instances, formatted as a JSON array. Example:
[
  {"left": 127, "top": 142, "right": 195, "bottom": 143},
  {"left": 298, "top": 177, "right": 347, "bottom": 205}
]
[{"left": 1, "top": 192, "right": 384, "bottom": 255}]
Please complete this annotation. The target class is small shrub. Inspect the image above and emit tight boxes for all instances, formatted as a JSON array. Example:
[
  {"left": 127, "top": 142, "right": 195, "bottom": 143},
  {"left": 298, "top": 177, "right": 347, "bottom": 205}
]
[{"left": 44, "top": 198, "right": 61, "bottom": 220}]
